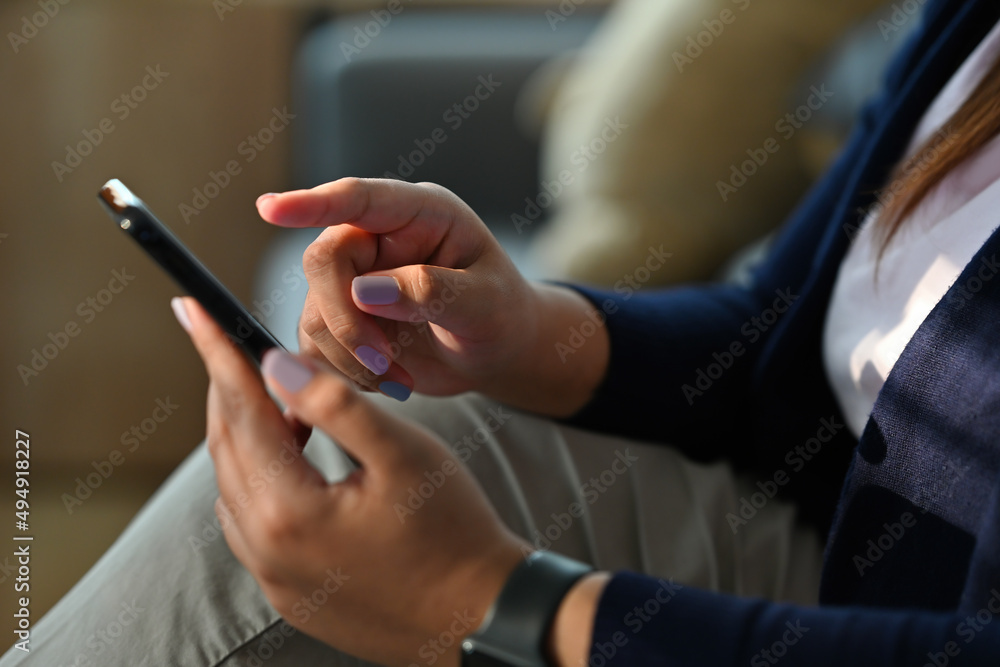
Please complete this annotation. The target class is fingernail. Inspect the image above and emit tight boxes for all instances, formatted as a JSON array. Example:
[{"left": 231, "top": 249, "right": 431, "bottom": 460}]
[
  {"left": 256, "top": 193, "right": 279, "bottom": 206},
  {"left": 171, "top": 297, "right": 192, "bottom": 333},
  {"left": 353, "top": 276, "right": 399, "bottom": 306},
  {"left": 378, "top": 381, "right": 412, "bottom": 402},
  {"left": 356, "top": 346, "right": 390, "bottom": 375},
  {"left": 262, "top": 349, "right": 315, "bottom": 393}
]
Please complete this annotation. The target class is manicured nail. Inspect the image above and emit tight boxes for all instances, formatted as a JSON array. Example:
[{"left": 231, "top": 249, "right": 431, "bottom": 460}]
[
  {"left": 353, "top": 276, "right": 399, "bottom": 306},
  {"left": 378, "top": 381, "right": 412, "bottom": 402},
  {"left": 171, "top": 297, "right": 192, "bottom": 333},
  {"left": 262, "top": 349, "right": 315, "bottom": 393},
  {"left": 256, "top": 193, "right": 279, "bottom": 206},
  {"left": 356, "top": 346, "right": 390, "bottom": 375}
]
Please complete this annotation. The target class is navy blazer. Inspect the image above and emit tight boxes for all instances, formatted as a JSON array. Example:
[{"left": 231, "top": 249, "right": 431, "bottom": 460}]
[{"left": 567, "top": 0, "right": 1000, "bottom": 664}]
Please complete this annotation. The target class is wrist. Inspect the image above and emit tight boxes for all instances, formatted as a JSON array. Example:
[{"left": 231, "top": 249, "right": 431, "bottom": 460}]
[
  {"left": 546, "top": 572, "right": 611, "bottom": 667},
  {"left": 482, "top": 283, "right": 609, "bottom": 417},
  {"left": 461, "top": 551, "right": 598, "bottom": 667}
]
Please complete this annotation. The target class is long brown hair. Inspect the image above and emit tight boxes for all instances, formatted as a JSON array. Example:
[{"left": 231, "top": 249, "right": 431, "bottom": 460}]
[{"left": 876, "top": 51, "right": 1000, "bottom": 251}]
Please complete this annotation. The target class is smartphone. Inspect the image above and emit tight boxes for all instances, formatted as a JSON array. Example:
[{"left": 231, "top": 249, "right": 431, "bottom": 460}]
[{"left": 97, "top": 178, "right": 285, "bottom": 364}]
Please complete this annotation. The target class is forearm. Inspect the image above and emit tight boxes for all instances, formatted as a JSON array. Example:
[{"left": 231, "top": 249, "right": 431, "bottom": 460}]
[{"left": 481, "top": 283, "right": 610, "bottom": 418}]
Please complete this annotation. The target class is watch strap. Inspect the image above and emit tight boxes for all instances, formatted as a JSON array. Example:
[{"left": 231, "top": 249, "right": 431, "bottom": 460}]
[{"left": 461, "top": 550, "right": 594, "bottom": 667}]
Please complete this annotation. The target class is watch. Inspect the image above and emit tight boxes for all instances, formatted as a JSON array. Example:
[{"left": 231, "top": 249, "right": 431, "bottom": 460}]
[{"left": 461, "top": 550, "right": 595, "bottom": 667}]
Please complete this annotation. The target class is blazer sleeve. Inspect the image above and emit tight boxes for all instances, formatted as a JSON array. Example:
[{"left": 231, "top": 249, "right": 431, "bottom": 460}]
[
  {"left": 590, "top": 572, "right": 1000, "bottom": 666},
  {"left": 558, "top": 7, "right": 925, "bottom": 454}
]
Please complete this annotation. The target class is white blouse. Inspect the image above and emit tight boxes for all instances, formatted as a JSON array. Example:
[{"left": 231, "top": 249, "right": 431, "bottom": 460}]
[{"left": 823, "top": 19, "right": 1000, "bottom": 439}]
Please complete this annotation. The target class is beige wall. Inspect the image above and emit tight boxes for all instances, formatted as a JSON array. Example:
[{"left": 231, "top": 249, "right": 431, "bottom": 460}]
[
  {"left": 2, "top": 3, "right": 300, "bottom": 468},
  {"left": 0, "top": 2, "right": 301, "bottom": 650}
]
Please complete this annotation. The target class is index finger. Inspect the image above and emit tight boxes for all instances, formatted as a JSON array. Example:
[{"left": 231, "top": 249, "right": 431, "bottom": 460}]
[{"left": 257, "top": 178, "right": 457, "bottom": 234}]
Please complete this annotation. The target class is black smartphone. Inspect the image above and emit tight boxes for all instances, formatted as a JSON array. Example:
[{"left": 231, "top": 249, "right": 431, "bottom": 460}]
[{"left": 97, "top": 178, "right": 285, "bottom": 364}]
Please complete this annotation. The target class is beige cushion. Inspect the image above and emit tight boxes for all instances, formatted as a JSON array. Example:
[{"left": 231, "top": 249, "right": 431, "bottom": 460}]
[{"left": 529, "top": 0, "right": 886, "bottom": 286}]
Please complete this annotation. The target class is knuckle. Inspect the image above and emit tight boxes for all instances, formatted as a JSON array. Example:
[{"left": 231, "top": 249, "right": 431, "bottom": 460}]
[
  {"left": 340, "top": 176, "right": 366, "bottom": 193},
  {"left": 417, "top": 181, "right": 466, "bottom": 215},
  {"left": 309, "top": 376, "right": 358, "bottom": 424},
  {"left": 416, "top": 181, "right": 452, "bottom": 199},
  {"left": 297, "top": 332, "right": 324, "bottom": 361},
  {"left": 302, "top": 238, "right": 337, "bottom": 279},
  {"left": 325, "top": 313, "right": 359, "bottom": 345},
  {"left": 299, "top": 301, "right": 328, "bottom": 341},
  {"left": 411, "top": 265, "right": 442, "bottom": 303},
  {"left": 256, "top": 497, "right": 297, "bottom": 544}
]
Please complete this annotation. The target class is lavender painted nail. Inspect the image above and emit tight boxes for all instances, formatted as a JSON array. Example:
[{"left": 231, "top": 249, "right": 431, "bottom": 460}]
[
  {"left": 262, "top": 349, "right": 315, "bottom": 393},
  {"left": 356, "top": 346, "right": 390, "bottom": 375},
  {"left": 353, "top": 276, "right": 399, "bottom": 306}
]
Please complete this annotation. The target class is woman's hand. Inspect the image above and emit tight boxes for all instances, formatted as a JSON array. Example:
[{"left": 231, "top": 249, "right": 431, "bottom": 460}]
[
  {"left": 257, "top": 178, "right": 609, "bottom": 417},
  {"left": 174, "top": 296, "right": 528, "bottom": 667},
  {"left": 257, "top": 178, "right": 537, "bottom": 398}
]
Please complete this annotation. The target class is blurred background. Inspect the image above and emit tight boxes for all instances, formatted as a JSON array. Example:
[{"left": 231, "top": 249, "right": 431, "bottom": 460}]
[{"left": 1, "top": 0, "right": 916, "bottom": 653}]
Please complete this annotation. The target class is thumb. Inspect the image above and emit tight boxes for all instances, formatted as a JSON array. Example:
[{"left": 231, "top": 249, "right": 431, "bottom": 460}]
[
  {"left": 261, "top": 348, "right": 416, "bottom": 475},
  {"left": 351, "top": 265, "right": 480, "bottom": 331}
]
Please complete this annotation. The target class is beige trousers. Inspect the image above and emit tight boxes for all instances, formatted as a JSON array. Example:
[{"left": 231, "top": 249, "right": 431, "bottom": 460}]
[{"left": 0, "top": 393, "right": 823, "bottom": 666}]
